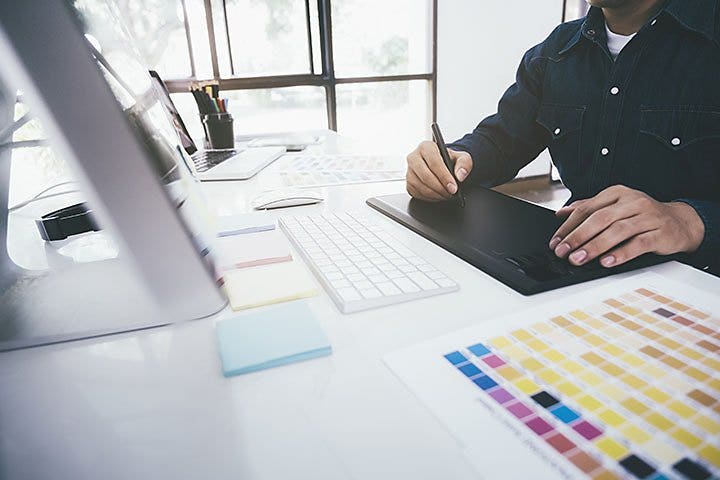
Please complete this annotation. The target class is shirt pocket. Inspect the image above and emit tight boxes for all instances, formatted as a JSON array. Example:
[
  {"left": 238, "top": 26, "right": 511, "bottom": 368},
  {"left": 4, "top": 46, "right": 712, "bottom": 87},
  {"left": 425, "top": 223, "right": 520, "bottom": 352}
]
[
  {"left": 636, "top": 106, "right": 720, "bottom": 200},
  {"left": 535, "top": 104, "right": 586, "bottom": 184}
]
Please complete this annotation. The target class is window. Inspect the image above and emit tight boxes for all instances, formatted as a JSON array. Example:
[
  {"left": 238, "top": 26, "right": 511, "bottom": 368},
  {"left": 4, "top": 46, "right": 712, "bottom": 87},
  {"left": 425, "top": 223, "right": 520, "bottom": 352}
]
[{"left": 128, "top": 0, "right": 437, "bottom": 149}]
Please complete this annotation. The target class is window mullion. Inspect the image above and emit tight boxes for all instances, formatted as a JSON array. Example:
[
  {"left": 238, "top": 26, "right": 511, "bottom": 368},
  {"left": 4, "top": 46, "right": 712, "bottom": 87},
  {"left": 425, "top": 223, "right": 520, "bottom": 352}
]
[
  {"left": 317, "top": 0, "right": 337, "bottom": 131},
  {"left": 203, "top": 0, "right": 220, "bottom": 79},
  {"left": 180, "top": 0, "right": 196, "bottom": 77}
]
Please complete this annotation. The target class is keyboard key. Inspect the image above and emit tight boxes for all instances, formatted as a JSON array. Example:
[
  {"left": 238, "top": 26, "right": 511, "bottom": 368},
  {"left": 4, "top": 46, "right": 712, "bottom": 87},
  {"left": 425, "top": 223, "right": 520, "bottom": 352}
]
[
  {"left": 337, "top": 287, "right": 361, "bottom": 302},
  {"left": 360, "top": 288, "right": 382, "bottom": 299},
  {"left": 377, "top": 282, "right": 401, "bottom": 296},
  {"left": 393, "top": 278, "right": 421, "bottom": 293},
  {"left": 436, "top": 278, "right": 456, "bottom": 288},
  {"left": 407, "top": 272, "right": 438, "bottom": 290}
]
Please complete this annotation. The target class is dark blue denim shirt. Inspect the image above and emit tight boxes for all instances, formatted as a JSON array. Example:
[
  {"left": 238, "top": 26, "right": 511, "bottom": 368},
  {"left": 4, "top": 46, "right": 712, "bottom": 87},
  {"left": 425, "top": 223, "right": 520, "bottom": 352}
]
[{"left": 449, "top": 0, "right": 720, "bottom": 271}]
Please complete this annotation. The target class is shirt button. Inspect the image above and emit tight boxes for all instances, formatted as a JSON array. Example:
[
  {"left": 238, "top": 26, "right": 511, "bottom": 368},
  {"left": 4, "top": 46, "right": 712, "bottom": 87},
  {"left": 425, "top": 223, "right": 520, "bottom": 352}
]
[
  {"left": 554, "top": 128, "right": 561, "bottom": 135},
  {"left": 651, "top": 19, "right": 657, "bottom": 26},
  {"left": 601, "top": 147, "right": 610, "bottom": 156},
  {"left": 587, "top": 29, "right": 596, "bottom": 36},
  {"left": 610, "top": 86, "right": 620, "bottom": 95},
  {"left": 671, "top": 137, "right": 681, "bottom": 146}
]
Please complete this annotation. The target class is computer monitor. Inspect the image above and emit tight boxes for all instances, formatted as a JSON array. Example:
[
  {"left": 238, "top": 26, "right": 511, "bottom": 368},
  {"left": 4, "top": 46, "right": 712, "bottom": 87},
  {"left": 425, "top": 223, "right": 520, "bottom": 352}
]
[
  {"left": 148, "top": 70, "right": 198, "bottom": 156},
  {"left": 0, "top": 0, "right": 227, "bottom": 347}
]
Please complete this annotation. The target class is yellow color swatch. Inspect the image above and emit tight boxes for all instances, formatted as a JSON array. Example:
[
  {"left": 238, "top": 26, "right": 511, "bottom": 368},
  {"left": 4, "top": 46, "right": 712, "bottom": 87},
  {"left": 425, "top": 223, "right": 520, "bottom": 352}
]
[
  {"left": 645, "top": 412, "right": 673, "bottom": 431},
  {"left": 618, "top": 374, "right": 648, "bottom": 390},
  {"left": 520, "top": 357, "right": 545, "bottom": 372},
  {"left": 570, "top": 310, "right": 590, "bottom": 320},
  {"left": 595, "top": 437, "right": 629, "bottom": 460},
  {"left": 639, "top": 363, "right": 665, "bottom": 380},
  {"left": 579, "top": 371, "right": 604, "bottom": 387},
  {"left": 699, "top": 444, "right": 720, "bottom": 468},
  {"left": 642, "top": 438, "right": 683, "bottom": 464},
  {"left": 621, "top": 398, "right": 649, "bottom": 415},
  {"left": 598, "top": 409, "right": 626, "bottom": 427},
  {"left": 679, "top": 347, "right": 703, "bottom": 361},
  {"left": 584, "top": 334, "right": 605, "bottom": 347},
  {"left": 643, "top": 387, "right": 671, "bottom": 404},
  {"left": 501, "top": 344, "right": 531, "bottom": 362},
  {"left": 496, "top": 365, "right": 523, "bottom": 381},
  {"left": 557, "top": 382, "right": 583, "bottom": 398},
  {"left": 514, "top": 377, "right": 541, "bottom": 395},
  {"left": 560, "top": 360, "right": 585, "bottom": 375},
  {"left": 620, "top": 306, "right": 641, "bottom": 316},
  {"left": 601, "top": 343, "right": 624, "bottom": 356},
  {"left": 666, "top": 401, "right": 694, "bottom": 419},
  {"left": 692, "top": 414, "right": 720, "bottom": 435},
  {"left": 537, "top": 369, "right": 563, "bottom": 385},
  {"left": 670, "top": 428, "right": 702, "bottom": 449},
  {"left": 619, "top": 424, "right": 651, "bottom": 444},
  {"left": 577, "top": 395, "right": 604, "bottom": 412},
  {"left": 489, "top": 336, "right": 512, "bottom": 349},
  {"left": 597, "top": 384, "right": 626, "bottom": 402},
  {"left": 531, "top": 322, "right": 553, "bottom": 334},
  {"left": 541, "top": 349, "right": 566, "bottom": 362},
  {"left": 620, "top": 353, "right": 645, "bottom": 368},
  {"left": 526, "top": 339, "right": 550, "bottom": 352},
  {"left": 511, "top": 329, "right": 533, "bottom": 341}
]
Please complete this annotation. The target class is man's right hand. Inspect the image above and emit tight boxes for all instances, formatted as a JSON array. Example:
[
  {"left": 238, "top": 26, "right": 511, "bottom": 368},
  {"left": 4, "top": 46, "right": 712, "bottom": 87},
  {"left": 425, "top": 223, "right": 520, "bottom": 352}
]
[{"left": 405, "top": 141, "right": 473, "bottom": 201}]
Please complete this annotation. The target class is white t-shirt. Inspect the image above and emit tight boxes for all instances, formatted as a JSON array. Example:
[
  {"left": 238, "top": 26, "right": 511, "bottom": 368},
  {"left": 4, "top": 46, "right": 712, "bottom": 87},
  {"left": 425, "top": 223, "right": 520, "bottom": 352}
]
[{"left": 605, "top": 23, "right": 636, "bottom": 59}]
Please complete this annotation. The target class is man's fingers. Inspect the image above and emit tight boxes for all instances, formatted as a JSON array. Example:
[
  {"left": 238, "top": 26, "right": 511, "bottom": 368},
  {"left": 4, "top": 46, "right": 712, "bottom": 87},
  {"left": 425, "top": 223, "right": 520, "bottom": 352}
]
[
  {"left": 406, "top": 168, "right": 447, "bottom": 202},
  {"left": 567, "top": 217, "right": 652, "bottom": 265},
  {"left": 418, "top": 142, "right": 458, "bottom": 194},
  {"left": 600, "top": 231, "right": 659, "bottom": 268},
  {"left": 408, "top": 153, "right": 453, "bottom": 199},
  {"left": 550, "top": 196, "right": 619, "bottom": 252},
  {"left": 559, "top": 204, "right": 641, "bottom": 261},
  {"left": 449, "top": 149, "right": 473, "bottom": 182}
]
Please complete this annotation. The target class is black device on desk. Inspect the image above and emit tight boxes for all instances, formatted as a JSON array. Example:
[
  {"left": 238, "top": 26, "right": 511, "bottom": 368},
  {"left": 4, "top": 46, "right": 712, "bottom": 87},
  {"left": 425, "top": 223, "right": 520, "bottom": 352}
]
[{"left": 367, "top": 187, "right": 673, "bottom": 295}]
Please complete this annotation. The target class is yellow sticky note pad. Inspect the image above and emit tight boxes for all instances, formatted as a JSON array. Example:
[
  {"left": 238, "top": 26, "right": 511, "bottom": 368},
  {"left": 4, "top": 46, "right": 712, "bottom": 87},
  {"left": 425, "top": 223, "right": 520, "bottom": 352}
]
[{"left": 223, "top": 261, "right": 318, "bottom": 311}]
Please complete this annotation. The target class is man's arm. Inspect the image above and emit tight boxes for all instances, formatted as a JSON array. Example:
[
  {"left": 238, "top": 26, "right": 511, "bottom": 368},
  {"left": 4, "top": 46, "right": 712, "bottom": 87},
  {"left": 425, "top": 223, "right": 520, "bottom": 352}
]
[
  {"left": 447, "top": 43, "right": 551, "bottom": 187},
  {"left": 405, "top": 40, "right": 553, "bottom": 200}
]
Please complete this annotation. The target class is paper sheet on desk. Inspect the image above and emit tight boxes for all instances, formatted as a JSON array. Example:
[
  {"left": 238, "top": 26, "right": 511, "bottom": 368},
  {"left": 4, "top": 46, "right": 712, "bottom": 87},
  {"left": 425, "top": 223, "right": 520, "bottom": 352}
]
[
  {"left": 215, "top": 211, "right": 275, "bottom": 237},
  {"left": 223, "top": 261, "right": 319, "bottom": 310},
  {"left": 215, "top": 230, "right": 291, "bottom": 270}
]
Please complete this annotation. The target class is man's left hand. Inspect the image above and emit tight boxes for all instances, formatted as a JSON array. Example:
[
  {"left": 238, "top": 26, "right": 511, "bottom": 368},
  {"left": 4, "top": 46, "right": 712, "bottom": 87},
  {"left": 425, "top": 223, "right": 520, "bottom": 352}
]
[{"left": 549, "top": 185, "right": 705, "bottom": 268}]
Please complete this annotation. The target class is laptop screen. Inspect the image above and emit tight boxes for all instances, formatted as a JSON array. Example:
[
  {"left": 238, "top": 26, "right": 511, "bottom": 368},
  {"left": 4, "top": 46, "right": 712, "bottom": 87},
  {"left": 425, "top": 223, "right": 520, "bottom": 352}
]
[{"left": 149, "top": 70, "right": 198, "bottom": 155}]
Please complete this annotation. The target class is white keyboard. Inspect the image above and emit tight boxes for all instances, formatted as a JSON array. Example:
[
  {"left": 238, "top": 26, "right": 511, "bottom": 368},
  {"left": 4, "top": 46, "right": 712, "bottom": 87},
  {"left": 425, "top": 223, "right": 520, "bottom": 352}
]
[{"left": 279, "top": 212, "right": 458, "bottom": 313}]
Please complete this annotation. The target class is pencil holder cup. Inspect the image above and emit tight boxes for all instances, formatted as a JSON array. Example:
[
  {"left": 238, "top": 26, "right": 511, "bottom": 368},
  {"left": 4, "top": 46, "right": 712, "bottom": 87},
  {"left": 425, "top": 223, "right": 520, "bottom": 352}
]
[{"left": 202, "top": 113, "right": 234, "bottom": 149}]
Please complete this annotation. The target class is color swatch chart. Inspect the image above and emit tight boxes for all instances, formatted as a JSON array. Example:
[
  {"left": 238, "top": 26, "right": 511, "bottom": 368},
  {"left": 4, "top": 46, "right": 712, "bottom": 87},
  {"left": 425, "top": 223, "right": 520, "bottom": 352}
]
[{"left": 385, "top": 274, "right": 720, "bottom": 480}]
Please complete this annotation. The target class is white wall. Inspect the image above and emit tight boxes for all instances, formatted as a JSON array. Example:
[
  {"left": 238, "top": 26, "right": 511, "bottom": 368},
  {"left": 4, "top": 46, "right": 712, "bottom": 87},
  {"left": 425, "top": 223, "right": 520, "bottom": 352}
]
[{"left": 437, "top": 0, "right": 564, "bottom": 178}]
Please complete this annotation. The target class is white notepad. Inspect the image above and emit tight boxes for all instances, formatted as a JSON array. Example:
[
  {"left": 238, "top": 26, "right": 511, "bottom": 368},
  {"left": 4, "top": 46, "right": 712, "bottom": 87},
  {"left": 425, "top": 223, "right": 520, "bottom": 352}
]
[
  {"left": 215, "top": 230, "right": 292, "bottom": 270},
  {"left": 223, "top": 261, "right": 319, "bottom": 310}
]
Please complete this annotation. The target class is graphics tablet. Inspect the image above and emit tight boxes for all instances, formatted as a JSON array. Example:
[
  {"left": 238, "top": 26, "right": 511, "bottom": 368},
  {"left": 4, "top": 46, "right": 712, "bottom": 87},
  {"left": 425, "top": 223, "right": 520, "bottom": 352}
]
[{"left": 366, "top": 187, "right": 673, "bottom": 295}]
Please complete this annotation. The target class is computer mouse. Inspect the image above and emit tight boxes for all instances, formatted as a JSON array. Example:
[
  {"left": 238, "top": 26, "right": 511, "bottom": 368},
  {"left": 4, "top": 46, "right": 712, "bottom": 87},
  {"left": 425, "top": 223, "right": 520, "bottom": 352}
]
[{"left": 251, "top": 188, "right": 324, "bottom": 210}]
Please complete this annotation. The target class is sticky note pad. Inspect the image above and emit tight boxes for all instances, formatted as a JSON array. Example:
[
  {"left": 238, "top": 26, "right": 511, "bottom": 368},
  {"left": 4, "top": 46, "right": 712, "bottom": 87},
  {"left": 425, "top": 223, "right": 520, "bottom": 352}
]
[
  {"left": 215, "top": 230, "right": 292, "bottom": 270},
  {"left": 216, "top": 211, "right": 275, "bottom": 237},
  {"left": 223, "top": 261, "right": 319, "bottom": 310},
  {"left": 216, "top": 302, "right": 331, "bottom": 377}
]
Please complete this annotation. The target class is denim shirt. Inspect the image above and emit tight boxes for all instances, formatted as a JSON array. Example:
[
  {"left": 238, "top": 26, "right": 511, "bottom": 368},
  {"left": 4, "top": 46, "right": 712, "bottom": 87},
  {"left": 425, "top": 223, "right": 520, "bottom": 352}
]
[{"left": 449, "top": 0, "right": 720, "bottom": 270}]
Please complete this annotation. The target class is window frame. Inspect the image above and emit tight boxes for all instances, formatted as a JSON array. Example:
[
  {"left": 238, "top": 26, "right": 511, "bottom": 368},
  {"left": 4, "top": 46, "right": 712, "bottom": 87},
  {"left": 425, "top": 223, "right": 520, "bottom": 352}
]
[{"left": 164, "top": 0, "right": 438, "bottom": 131}]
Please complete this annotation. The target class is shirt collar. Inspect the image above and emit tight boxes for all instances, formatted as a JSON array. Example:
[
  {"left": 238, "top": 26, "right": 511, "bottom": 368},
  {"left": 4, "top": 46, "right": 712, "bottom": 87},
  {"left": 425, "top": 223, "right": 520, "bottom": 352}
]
[
  {"left": 558, "top": 0, "right": 718, "bottom": 56},
  {"left": 664, "top": 0, "right": 717, "bottom": 42}
]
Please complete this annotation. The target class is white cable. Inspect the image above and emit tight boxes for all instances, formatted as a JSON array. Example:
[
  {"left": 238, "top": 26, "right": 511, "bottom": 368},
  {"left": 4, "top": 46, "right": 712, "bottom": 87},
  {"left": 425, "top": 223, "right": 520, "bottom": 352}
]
[{"left": 8, "top": 181, "right": 80, "bottom": 212}]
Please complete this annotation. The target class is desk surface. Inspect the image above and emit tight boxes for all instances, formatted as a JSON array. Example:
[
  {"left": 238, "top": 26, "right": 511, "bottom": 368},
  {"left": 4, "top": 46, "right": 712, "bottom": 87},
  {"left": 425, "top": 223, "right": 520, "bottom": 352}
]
[{"left": 1, "top": 132, "right": 718, "bottom": 480}]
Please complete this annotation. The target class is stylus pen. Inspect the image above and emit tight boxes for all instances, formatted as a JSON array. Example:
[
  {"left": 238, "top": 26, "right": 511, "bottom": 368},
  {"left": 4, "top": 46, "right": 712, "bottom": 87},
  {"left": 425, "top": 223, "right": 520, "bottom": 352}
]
[{"left": 431, "top": 122, "right": 465, "bottom": 208}]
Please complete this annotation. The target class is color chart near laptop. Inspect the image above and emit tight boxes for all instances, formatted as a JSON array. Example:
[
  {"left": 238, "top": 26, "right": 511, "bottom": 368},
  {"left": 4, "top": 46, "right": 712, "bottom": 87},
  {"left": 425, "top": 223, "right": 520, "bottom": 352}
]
[{"left": 386, "top": 273, "right": 719, "bottom": 480}]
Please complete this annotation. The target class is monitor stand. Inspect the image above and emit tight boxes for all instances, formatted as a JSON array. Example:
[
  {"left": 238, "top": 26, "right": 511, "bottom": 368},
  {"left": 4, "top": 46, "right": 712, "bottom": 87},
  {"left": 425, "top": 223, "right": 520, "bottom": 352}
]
[{"left": 0, "top": 80, "right": 170, "bottom": 352}]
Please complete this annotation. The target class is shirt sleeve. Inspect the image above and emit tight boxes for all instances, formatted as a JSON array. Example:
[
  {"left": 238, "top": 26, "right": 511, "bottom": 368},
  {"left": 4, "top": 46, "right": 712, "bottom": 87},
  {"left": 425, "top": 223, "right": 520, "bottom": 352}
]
[
  {"left": 447, "top": 42, "right": 551, "bottom": 187},
  {"left": 675, "top": 199, "right": 720, "bottom": 272}
]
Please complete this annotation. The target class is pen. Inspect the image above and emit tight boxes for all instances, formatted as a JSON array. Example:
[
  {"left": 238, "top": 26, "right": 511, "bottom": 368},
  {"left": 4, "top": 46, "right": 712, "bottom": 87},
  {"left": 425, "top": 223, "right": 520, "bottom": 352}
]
[{"left": 431, "top": 122, "right": 465, "bottom": 208}]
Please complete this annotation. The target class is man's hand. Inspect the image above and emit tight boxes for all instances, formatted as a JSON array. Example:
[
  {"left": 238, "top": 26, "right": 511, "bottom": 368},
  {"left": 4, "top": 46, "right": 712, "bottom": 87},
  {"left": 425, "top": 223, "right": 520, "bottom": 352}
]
[
  {"left": 406, "top": 141, "right": 473, "bottom": 201},
  {"left": 549, "top": 185, "right": 705, "bottom": 268}
]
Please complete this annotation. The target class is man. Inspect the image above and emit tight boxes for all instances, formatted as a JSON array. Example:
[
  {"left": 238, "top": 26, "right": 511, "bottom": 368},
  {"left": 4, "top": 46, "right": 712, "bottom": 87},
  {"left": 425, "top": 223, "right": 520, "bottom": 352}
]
[{"left": 406, "top": 0, "right": 719, "bottom": 273}]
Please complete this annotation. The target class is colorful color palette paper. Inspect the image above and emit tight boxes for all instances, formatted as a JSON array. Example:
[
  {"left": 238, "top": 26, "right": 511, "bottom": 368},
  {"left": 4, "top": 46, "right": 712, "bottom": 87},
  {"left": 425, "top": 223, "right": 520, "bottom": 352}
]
[{"left": 385, "top": 273, "right": 719, "bottom": 480}]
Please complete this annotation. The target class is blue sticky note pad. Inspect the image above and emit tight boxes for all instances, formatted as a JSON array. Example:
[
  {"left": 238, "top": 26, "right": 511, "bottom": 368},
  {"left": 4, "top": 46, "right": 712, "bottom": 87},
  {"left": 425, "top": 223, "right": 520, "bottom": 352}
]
[{"left": 216, "top": 302, "right": 331, "bottom": 377}]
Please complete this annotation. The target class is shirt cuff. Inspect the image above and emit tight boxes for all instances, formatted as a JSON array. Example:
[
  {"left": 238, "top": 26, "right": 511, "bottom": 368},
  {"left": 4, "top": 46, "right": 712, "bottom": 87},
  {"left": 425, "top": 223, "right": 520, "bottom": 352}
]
[{"left": 674, "top": 199, "right": 719, "bottom": 271}]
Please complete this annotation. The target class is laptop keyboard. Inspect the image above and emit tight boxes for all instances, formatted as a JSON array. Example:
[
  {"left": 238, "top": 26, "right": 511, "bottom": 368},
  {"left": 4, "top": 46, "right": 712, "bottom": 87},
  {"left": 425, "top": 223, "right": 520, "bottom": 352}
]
[{"left": 192, "top": 149, "right": 240, "bottom": 172}]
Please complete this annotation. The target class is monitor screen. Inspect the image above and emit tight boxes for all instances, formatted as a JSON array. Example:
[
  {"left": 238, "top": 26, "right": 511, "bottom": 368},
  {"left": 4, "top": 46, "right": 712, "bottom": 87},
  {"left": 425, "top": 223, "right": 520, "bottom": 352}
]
[
  {"left": 68, "top": 0, "right": 218, "bottom": 272},
  {"left": 149, "top": 70, "right": 198, "bottom": 155}
]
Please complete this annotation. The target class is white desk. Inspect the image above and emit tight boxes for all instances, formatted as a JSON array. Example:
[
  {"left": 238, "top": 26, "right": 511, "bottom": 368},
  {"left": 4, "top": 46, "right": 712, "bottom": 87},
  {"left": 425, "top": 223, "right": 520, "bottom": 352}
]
[{"left": 1, "top": 132, "right": 718, "bottom": 480}]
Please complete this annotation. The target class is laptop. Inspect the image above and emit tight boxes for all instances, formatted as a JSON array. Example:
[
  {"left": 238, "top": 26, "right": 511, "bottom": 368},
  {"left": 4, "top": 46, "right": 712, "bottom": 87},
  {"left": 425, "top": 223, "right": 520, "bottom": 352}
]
[
  {"left": 148, "top": 70, "right": 285, "bottom": 180},
  {"left": 367, "top": 187, "right": 674, "bottom": 295}
]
